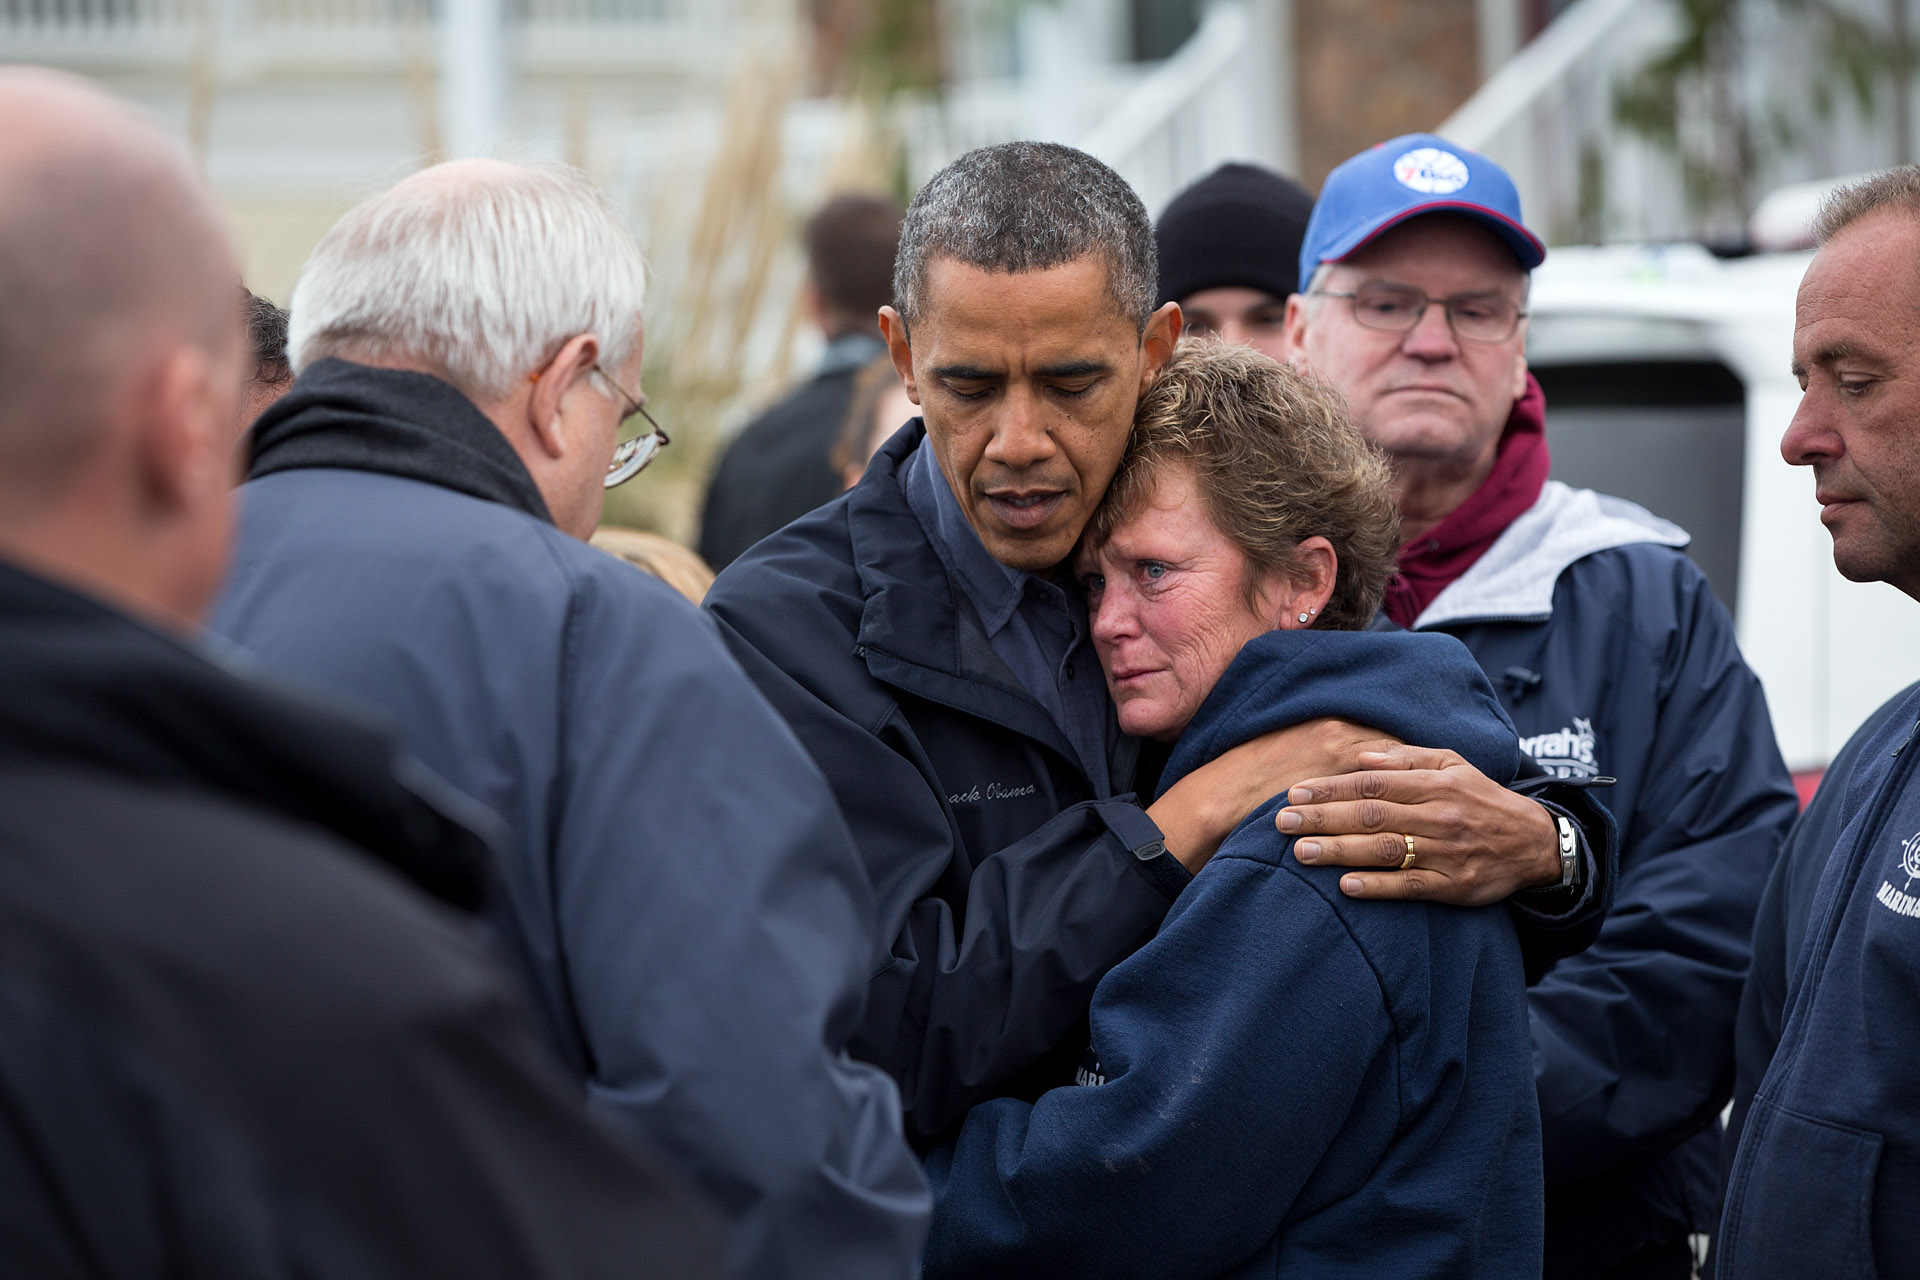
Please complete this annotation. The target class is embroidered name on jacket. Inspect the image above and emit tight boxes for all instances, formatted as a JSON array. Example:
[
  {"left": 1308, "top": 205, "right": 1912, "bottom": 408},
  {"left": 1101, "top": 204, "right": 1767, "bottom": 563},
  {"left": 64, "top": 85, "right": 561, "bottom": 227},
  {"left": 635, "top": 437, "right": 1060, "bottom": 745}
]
[
  {"left": 946, "top": 781, "right": 1039, "bottom": 805},
  {"left": 1520, "top": 717, "right": 1600, "bottom": 779},
  {"left": 1874, "top": 831, "right": 1920, "bottom": 919}
]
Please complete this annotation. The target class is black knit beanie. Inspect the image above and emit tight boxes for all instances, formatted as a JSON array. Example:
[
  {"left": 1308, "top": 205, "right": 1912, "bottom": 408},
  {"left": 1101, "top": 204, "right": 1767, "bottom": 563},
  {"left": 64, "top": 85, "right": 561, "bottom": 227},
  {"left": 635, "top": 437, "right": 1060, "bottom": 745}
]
[{"left": 1154, "top": 163, "right": 1316, "bottom": 307}]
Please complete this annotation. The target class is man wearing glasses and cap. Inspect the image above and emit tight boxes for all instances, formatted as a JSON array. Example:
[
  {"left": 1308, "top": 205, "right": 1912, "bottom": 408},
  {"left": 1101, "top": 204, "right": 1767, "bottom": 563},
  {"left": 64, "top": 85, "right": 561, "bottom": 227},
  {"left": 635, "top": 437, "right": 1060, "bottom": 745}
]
[
  {"left": 211, "top": 159, "right": 929, "bottom": 1280},
  {"left": 1273, "top": 135, "right": 1798, "bottom": 1279}
]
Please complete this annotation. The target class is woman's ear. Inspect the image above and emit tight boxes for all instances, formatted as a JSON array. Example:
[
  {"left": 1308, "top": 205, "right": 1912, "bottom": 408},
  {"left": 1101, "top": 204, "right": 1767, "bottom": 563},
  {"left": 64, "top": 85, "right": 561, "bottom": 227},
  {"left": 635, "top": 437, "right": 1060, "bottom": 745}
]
[{"left": 1270, "top": 536, "right": 1338, "bottom": 630}]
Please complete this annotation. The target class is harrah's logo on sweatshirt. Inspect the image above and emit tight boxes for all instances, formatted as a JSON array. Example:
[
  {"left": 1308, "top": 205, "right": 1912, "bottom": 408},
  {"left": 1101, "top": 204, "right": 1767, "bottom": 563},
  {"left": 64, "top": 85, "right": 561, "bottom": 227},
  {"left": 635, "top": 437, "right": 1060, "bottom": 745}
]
[{"left": 1520, "top": 717, "right": 1600, "bottom": 780}]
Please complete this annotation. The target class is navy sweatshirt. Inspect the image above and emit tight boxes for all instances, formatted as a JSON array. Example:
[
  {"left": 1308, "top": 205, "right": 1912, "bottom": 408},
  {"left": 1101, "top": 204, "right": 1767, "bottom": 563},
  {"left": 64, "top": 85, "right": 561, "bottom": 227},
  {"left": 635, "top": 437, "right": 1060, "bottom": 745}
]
[
  {"left": 1716, "top": 685, "right": 1920, "bottom": 1278},
  {"left": 924, "top": 628, "right": 1543, "bottom": 1279}
]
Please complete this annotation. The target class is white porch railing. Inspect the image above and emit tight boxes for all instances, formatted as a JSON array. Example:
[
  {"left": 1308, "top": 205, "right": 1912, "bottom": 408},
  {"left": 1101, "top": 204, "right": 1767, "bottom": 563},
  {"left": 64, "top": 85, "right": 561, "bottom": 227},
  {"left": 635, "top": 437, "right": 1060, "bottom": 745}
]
[
  {"left": 1438, "top": 0, "right": 1684, "bottom": 243},
  {"left": 1077, "top": 0, "right": 1289, "bottom": 217},
  {"left": 0, "top": 0, "right": 742, "bottom": 71},
  {"left": 1441, "top": 0, "right": 1916, "bottom": 245},
  {"left": 888, "top": 1, "right": 1288, "bottom": 217}
]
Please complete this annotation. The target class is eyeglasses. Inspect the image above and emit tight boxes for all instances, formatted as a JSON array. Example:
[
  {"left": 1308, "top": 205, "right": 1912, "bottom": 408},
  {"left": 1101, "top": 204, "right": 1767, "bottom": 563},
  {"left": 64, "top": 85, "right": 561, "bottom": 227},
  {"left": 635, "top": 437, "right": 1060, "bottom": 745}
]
[
  {"left": 1310, "top": 283, "right": 1528, "bottom": 344},
  {"left": 593, "top": 364, "right": 671, "bottom": 488}
]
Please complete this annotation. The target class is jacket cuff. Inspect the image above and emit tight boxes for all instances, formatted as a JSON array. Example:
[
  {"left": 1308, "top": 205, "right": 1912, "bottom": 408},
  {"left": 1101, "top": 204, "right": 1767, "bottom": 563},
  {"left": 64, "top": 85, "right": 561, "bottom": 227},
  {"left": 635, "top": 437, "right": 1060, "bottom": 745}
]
[
  {"left": 1512, "top": 802, "right": 1605, "bottom": 921},
  {"left": 1093, "top": 799, "right": 1191, "bottom": 901},
  {"left": 1512, "top": 798, "right": 1596, "bottom": 920}
]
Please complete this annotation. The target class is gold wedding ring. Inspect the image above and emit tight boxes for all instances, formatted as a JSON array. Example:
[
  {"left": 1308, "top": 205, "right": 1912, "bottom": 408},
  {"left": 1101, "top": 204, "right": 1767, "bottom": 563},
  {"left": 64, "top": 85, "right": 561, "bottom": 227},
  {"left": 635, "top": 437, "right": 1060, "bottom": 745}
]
[{"left": 1400, "top": 834, "right": 1416, "bottom": 871}]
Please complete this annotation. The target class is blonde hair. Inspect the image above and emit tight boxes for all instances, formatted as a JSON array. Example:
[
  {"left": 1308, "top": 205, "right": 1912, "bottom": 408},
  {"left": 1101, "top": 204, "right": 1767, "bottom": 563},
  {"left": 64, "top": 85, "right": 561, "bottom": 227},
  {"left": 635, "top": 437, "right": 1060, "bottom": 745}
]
[
  {"left": 1089, "top": 340, "right": 1400, "bottom": 631},
  {"left": 590, "top": 528, "right": 716, "bottom": 606}
]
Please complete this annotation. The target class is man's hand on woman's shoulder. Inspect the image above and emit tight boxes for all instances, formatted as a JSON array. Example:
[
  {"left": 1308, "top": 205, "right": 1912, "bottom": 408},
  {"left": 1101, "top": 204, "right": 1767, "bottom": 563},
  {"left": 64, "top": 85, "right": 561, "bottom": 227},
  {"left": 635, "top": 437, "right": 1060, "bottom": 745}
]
[{"left": 1278, "top": 746, "right": 1561, "bottom": 906}]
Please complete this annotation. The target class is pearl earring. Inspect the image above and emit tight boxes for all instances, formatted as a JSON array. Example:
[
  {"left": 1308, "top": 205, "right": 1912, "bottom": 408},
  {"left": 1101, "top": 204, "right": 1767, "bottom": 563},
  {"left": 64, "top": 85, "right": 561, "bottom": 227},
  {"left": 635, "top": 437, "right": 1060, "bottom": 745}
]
[{"left": 1297, "top": 611, "right": 1311, "bottom": 624}]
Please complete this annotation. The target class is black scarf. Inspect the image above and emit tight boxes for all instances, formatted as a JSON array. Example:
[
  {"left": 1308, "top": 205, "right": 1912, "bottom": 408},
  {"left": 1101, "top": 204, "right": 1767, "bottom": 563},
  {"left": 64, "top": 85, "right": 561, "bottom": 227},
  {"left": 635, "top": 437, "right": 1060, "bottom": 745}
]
[{"left": 248, "top": 357, "right": 553, "bottom": 524}]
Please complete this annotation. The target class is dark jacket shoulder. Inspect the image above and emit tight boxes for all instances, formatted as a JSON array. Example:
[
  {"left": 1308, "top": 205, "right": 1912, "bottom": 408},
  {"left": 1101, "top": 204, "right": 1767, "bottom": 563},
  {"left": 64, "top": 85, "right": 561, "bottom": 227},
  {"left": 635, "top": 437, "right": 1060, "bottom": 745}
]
[{"left": 0, "top": 559, "right": 726, "bottom": 1279}]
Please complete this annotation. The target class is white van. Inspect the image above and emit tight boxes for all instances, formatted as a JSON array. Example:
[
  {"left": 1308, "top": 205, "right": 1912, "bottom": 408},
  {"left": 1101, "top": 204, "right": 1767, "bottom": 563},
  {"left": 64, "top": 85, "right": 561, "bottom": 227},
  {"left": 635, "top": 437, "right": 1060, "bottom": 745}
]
[{"left": 1527, "top": 243, "right": 1919, "bottom": 789}]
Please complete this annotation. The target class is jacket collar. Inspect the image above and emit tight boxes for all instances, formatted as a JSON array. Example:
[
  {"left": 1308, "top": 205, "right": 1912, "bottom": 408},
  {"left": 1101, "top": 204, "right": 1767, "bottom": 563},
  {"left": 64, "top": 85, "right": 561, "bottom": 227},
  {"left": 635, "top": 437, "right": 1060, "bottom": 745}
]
[
  {"left": 247, "top": 357, "right": 553, "bottom": 525},
  {"left": 1413, "top": 480, "right": 1689, "bottom": 629},
  {"left": 0, "top": 557, "right": 500, "bottom": 913},
  {"left": 899, "top": 439, "right": 1028, "bottom": 638},
  {"left": 847, "top": 423, "right": 1139, "bottom": 785}
]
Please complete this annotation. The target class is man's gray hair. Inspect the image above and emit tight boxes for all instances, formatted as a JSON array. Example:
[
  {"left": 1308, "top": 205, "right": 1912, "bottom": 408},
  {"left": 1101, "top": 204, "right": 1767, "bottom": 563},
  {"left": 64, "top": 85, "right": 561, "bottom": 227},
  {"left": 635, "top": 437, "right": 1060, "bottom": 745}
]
[
  {"left": 1812, "top": 166, "right": 1920, "bottom": 246},
  {"left": 893, "top": 142, "right": 1157, "bottom": 333},
  {"left": 290, "top": 160, "right": 646, "bottom": 403}
]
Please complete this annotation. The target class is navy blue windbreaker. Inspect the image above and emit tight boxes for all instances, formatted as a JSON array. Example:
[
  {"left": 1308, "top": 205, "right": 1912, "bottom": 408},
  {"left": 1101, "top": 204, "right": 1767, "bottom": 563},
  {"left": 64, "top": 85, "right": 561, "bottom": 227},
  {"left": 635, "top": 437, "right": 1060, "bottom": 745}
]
[
  {"left": 1715, "top": 684, "right": 1920, "bottom": 1278},
  {"left": 923, "top": 628, "right": 1542, "bottom": 1279},
  {"left": 707, "top": 424, "right": 1611, "bottom": 1144},
  {"left": 1708, "top": 679, "right": 1919, "bottom": 1278},
  {"left": 210, "top": 362, "right": 928, "bottom": 1280},
  {"left": 1410, "top": 480, "right": 1798, "bottom": 1272}
]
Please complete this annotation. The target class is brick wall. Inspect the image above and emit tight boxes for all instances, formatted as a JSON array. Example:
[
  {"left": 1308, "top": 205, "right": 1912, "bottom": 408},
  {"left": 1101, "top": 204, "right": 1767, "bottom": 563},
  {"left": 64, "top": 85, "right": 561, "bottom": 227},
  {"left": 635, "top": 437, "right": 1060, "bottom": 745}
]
[{"left": 1294, "top": 0, "right": 1481, "bottom": 187}]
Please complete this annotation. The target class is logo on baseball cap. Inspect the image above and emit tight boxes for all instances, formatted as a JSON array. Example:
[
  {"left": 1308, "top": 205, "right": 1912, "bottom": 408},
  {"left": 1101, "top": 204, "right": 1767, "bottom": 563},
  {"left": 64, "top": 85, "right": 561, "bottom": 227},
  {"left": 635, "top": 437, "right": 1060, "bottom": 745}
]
[{"left": 1297, "top": 132, "right": 1545, "bottom": 292}]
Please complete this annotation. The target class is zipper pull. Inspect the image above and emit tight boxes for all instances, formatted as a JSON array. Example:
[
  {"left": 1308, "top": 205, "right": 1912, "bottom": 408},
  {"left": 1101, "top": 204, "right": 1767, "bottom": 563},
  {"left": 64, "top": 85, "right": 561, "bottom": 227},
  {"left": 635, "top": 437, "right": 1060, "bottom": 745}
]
[{"left": 1502, "top": 666, "right": 1542, "bottom": 698}]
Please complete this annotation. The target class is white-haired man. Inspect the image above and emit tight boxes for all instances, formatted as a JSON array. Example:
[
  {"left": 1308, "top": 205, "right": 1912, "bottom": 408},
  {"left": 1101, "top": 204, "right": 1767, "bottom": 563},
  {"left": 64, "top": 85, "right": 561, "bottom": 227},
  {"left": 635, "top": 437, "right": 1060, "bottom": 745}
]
[
  {"left": 0, "top": 70, "right": 725, "bottom": 1277},
  {"left": 211, "top": 159, "right": 928, "bottom": 1280}
]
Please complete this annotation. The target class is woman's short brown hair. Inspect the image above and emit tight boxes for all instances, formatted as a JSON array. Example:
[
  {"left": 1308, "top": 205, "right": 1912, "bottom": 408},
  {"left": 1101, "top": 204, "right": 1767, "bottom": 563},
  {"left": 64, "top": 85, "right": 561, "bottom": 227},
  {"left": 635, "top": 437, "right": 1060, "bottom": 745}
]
[{"left": 1088, "top": 340, "right": 1400, "bottom": 631}]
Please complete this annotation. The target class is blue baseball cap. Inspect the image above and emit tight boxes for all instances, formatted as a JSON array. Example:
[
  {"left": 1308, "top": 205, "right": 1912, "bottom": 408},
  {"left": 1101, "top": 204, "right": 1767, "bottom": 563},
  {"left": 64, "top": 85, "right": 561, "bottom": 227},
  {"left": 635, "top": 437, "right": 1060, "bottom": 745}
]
[{"left": 1297, "top": 133, "right": 1546, "bottom": 292}]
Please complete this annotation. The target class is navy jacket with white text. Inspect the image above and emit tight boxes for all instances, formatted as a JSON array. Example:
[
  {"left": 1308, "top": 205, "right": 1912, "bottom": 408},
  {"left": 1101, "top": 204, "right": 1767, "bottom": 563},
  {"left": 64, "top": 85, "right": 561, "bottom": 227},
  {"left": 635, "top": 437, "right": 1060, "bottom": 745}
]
[
  {"left": 1412, "top": 479, "right": 1798, "bottom": 1271},
  {"left": 1707, "top": 679, "right": 1919, "bottom": 1278},
  {"left": 1715, "top": 683, "right": 1920, "bottom": 1277}
]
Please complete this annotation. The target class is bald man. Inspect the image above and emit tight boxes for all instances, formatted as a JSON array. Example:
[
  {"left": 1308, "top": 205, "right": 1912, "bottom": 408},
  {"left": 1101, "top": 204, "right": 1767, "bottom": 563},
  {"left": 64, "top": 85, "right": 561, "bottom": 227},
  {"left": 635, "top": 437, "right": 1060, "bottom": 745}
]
[{"left": 0, "top": 68, "right": 725, "bottom": 1278}]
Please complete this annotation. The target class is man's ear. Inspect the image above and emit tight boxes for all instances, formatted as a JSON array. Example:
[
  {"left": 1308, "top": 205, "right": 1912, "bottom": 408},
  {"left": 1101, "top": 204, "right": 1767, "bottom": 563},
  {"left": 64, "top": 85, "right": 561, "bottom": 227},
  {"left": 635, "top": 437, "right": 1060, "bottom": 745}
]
[
  {"left": 1281, "top": 293, "right": 1312, "bottom": 369},
  {"left": 136, "top": 345, "right": 229, "bottom": 514},
  {"left": 1138, "top": 301, "right": 1183, "bottom": 392},
  {"left": 878, "top": 306, "right": 918, "bottom": 405},
  {"left": 1268, "top": 536, "right": 1338, "bottom": 630},
  {"left": 526, "top": 332, "right": 601, "bottom": 460},
  {"left": 1509, "top": 335, "right": 1530, "bottom": 403}
]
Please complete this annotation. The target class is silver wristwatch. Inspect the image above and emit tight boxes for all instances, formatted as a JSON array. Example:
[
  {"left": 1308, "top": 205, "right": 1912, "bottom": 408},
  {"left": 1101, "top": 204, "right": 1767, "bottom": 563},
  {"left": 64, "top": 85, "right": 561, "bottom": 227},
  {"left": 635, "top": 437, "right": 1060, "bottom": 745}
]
[{"left": 1555, "top": 814, "right": 1582, "bottom": 889}]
